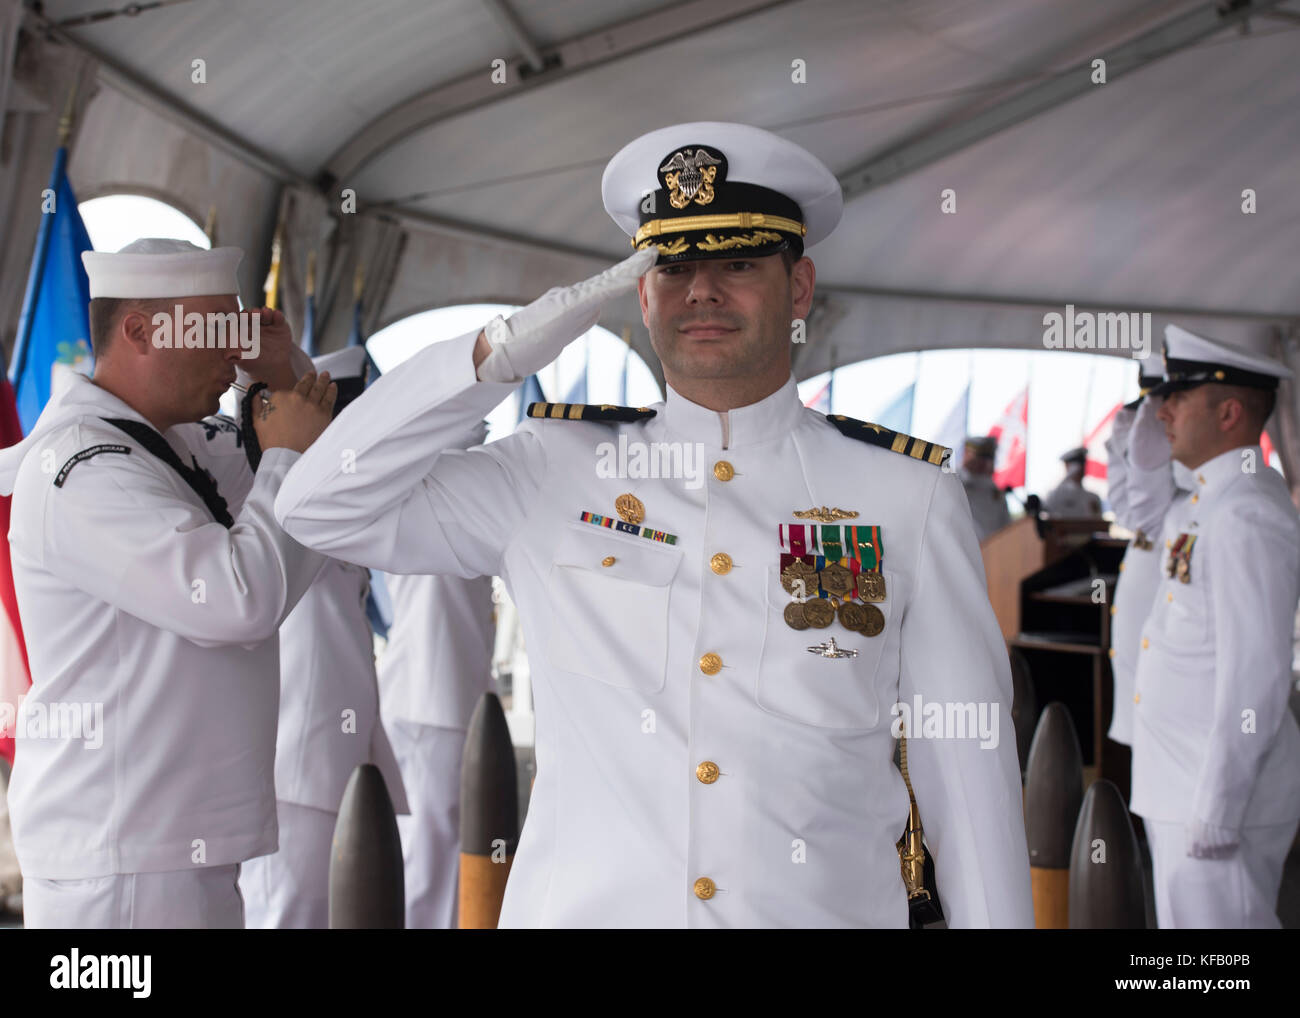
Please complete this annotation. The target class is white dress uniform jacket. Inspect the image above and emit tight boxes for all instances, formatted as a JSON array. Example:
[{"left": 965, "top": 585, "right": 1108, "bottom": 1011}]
[
  {"left": 0, "top": 374, "right": 325, "bottom": 879},
  {"left": 378, "top": 571, "right": 494, "bottom": 732},
  {"left": 274, "top": 559, "right": 407, "bottom": 815},
  {"left": 959, "top": 471, "right": 1011, "bottom": 543},
  {"left": 274, "top": 331, "right": 1034, "bottom": 929},
  {"left": 1131, "top": 445, "right": 1300, "bottom": 830}
]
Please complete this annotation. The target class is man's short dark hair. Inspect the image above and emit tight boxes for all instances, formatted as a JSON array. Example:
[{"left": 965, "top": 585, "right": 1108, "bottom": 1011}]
[
  {"left": 88, "top": 297, "right": 170, "bottom": 357},
  {"left": 1206, "top": 383, "right": 1276, "bottom": 437},
  {"left": 778, "top": 248, "right": 794, "bottom": 274}
]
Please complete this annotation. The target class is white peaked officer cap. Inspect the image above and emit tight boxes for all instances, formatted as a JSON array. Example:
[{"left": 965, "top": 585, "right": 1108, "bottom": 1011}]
[
  {"left": 602, "top": 121, "right": 843, "bottom": 264},
  {"left": 1152, "top": 324, "right": 1293, "bottom": 396},
  {"left": 82, "top": 238, "right": 243, "bottom": 299}
]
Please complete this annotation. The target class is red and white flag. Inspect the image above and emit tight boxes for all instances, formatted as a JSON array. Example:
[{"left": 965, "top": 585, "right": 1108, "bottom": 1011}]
[
  {"left": 0, "top": 376, "right": 31, "bottom": 764},
  {"left": 989, "top": 387, "right": 1028, "bottom": 490},
  {"left": 1083, "top": 402, "right": 1123, "bottom": 481}
]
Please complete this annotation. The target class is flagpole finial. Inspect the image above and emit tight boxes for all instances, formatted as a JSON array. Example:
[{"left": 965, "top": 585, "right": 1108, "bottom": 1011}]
[{"left": 57, "top": 79, "right": 79, "bottom": 147}]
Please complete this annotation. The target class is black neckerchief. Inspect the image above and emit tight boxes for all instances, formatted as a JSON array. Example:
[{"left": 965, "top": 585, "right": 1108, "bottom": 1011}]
[{"left": 101, "top": 417, "right": 234, "bottom": 529}]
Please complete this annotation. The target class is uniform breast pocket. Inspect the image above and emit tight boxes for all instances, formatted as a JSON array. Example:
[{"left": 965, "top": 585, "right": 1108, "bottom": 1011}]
[
  {"left": 545, "top": 525, "right": 682, "bottom": 693},
  {"left": 1162, "top": 585, "right": 1210, "bottom": 646},
  {"left": 754, "top": 566, "right": 899, "bottom": 730}
]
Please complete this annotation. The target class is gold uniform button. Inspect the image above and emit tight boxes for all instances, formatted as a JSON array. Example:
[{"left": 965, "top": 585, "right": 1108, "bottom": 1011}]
[
  {"left": 1191, "top": 493, "right": 1199, "bottom": 504},
  {"left": 1119, "top": 562, "right": 1125, "bottom": 573},
  {"left": 710, "top": 552, "right": 733, "bottom": 575},
  {"left": 1167, "top": 592, "right": 1174, "bottom": 602},
  {"left": 1142, "top": 637, "right": 1150, "bottom": 650},
  {"left": 1197, "top": 474, "right": 1206, "bottom": 485},
  {"left": 1109, "top": 605, "right": 1117, "bottom": 616},
  {"left": 694, "top": 877, "right": 716, "bottom": 900},
  {"left": 1166, "top": 539, "right": 1172, "bottom": 549},
  {"left": 713, "top": 460, "right": 735, "bottom": 482},
  {"left": 699, "top": 653, "right": 722, "bottom": 675},
  {"left": 696, "top": 761, "right": 720, "bottom": 784},
  {"left": 1134, "top": 693, "right": 1141, "bottom": 705},
  {"left": 601, "top": 556, "right": 616, "bottom": 567},
  {"left": 1107, "top": 648, "right": 1116, "bottom": 659}
]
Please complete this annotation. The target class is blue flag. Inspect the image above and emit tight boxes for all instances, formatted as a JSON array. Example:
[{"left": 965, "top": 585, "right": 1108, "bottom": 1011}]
[
  {"left": 516, "top": 374, "right": 546, "bottom": 425},
  {"left": 617, "top": 343, "right": 631, "bottom": 405},
  {"left": 873, "top": 383, "right": 915, "bottom": 434},
  {"left": 10, "top": 147, "right": 93, "bottom": 434}
]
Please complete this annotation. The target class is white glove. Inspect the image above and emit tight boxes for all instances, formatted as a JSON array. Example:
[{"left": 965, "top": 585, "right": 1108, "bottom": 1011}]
[
  {"left": 1186, "top": 819, "right": 1240, "bottom": 859},
  {"left": 476, "top": 248, "right": 658, "bottom": 384},
  {"left": 1127, "top": 395, "right": 1171, "bottom": 471}
]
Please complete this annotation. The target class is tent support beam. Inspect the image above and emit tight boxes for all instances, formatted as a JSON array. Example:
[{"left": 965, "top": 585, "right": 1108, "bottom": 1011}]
[
  {"left": 323, "top": 0, "right": 796, "bottom": 185},
  {"left": 23, "top": 7, "right": 312, "bottom": 187}
]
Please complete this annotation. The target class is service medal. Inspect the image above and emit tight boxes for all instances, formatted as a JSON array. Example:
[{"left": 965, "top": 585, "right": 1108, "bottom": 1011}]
[
  {"left": 837, "top": 600, "right": 868, "bottom": 633},
  {"left": 820, "top": 561, "right": 854, "bottom": 599},
  {"left": 858, "top": 570, "right": 887, "bottom": 603},
  {"left": 859, "top": 603, "right": 886, "bottom": 637},
  {"left": 802, "top": 598, "right": 835, "bottom": 628},
  {"left": 781, "top": 558, "right": 819, "bottom": 596},
  {"left": 783, "top": 602, "right": 810, "bottom": 630}
]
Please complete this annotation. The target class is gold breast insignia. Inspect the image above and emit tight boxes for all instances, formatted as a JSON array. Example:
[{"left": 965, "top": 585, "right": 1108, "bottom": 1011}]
[{"left": 793, "top": 506, "right": 860, "bottom": 523}]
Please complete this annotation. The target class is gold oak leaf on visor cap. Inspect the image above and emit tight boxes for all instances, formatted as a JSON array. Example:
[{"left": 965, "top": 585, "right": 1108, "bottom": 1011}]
[{"left": 602, "top": 121, "right": 843, "bottom": 264}]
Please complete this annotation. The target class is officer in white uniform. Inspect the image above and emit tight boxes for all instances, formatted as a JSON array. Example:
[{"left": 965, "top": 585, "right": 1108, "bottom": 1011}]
[
  {"left": 1043, "top": 447, "right": 1103, "bottom": 517},
  {"left": 1130, "top": 324, "right": 1300, "bottom": 928},
  {"left": 1106, "top": 368, "right": 1174, "bottom": 747},
  {"left": 0, "top": 239, "right": 336, "bottom": 928},
  {"left": 275, "top": 123, "right": 1034, "bottom": 928},
  {"left": 959, "top": 436, "right": 1011, "bottom": 542},
  {"left": 377, "top": 425, "right": 496, "bottom": 928},
  {"left": 240, "top": 345, "right": 408, "bottom": 929}
]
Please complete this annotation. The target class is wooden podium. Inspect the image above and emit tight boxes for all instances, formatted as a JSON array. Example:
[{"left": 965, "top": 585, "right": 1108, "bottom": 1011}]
[{"left": 980, "top": 516, "right": 1134, "bottom": 796}]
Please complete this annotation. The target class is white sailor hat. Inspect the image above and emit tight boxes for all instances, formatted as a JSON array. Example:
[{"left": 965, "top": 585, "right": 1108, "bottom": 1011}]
[
  {"left": 312, "top": 344, "right": 370, "bottom": 416},
  {"left": 602, "top": 121, "right": 842, "bottom": 264},
  {"left": 82, "top": 238, "right": 242, "bottom": 300},
  {"left": 1152, "top": 324, "right": 1293, "bottom": 397}
]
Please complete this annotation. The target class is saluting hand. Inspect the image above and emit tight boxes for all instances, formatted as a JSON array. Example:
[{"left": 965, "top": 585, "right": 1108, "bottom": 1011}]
[
  {"left": 474, "top": 247, "right": 658, "bottom": 383},
  {"left": 252, "top": 371, "right": 337, "bottom": 453}
]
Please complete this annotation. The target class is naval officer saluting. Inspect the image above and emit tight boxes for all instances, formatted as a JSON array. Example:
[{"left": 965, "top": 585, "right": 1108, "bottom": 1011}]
[
  {"left": 0, "top": 239, "right": 335, "bottom": 928},
  {"left": 1131, "top": 324, "right": 1300, "bottom": 928},
  {"left": 275, "top": 123, "right": 1033, "bottom": 927}
]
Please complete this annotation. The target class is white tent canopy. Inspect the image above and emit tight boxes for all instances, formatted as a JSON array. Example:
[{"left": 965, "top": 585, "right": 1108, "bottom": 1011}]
[{"left": 3, "top": 0, "right": 1299, "bottom": 481}]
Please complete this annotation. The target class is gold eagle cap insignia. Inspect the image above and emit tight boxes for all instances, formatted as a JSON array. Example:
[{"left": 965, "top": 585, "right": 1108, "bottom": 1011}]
[{"left": 793, "top": 507, "right": 860, "bottom": 523}]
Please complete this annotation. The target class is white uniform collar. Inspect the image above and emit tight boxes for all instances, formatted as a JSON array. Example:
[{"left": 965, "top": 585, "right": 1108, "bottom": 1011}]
[
  {"left": 1188, "top": 444, "right": 1259, "bottom": 495},
  {"left": 661, "top": 375, "right": 804, "bottom": 449},
  {"left": 0, "top": 373, "right": 157, "bottom": 495}
]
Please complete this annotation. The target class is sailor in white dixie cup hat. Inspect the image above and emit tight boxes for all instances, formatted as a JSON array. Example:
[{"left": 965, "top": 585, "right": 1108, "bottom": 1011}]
[
  {"left": 0, "top": 238, "right": 336, "bottom": 929},
  {"left": 1126, "top": 323, "right": 1300, "bottom": 928},
  {"left": 275, "top": 123, "right": 1033, "bottom": 927},
  {"left": 240, "top": 345, "right": 410, "bottom": 928}
]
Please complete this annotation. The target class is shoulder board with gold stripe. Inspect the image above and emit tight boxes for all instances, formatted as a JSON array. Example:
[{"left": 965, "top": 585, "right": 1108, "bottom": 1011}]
[
  {"left": 526, "top": 402, "right": 657, "bottom": 423},
  {"left": 825, "top": 414, "right": 950, "bottom": 467}
]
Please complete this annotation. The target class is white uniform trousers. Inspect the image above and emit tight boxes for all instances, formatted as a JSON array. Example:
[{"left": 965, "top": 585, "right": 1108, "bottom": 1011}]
[
  {"left": 388, "top": 719, "right": 467, "bottom": 929},
  {"left": 239, "top": 801, "right": 336, "bottom": 929},
  {"left": 1145, "top": 819, "right": 1297, "bottom": 929},
  {"left": 24, "top": 864, "right": 244, "bottom": 929}
]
